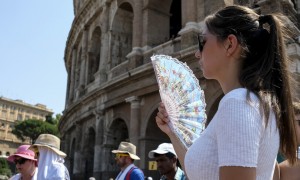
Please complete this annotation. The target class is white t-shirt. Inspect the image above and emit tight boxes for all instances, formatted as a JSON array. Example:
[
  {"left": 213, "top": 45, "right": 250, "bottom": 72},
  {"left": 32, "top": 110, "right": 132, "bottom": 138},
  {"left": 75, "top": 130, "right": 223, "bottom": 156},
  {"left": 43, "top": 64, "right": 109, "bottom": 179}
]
[
  {"left": 9, "top": 168, "right": 38, "bottom": 180},
  {"left": 185, "top": 88, "right": 279, "bottom": 180}
]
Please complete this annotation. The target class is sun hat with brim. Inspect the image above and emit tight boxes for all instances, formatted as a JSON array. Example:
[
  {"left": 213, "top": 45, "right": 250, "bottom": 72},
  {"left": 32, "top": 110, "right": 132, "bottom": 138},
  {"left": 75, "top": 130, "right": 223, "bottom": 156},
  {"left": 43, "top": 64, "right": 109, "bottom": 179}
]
[
  {"left": 112, "top": 141, "right": 140, "bottom": 160},
  {"left": 148, "top": 143, "right": 177, "bottom": 158},
  {"left": 7, "top": 145, "right": 37, "bottom": 162},
  {"left": 30, "top": 134, "right": 66, "bottom": 158}
]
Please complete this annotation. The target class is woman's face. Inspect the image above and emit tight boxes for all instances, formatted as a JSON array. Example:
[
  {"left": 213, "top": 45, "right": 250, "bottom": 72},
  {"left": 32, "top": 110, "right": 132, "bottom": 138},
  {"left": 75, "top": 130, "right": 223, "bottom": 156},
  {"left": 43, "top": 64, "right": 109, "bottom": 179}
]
[
  {"left": 14, "top": 157, "right": 36, "bottom": 176},
  {"left": 195, "top": 28, "right": 228, "bottom": 80}
]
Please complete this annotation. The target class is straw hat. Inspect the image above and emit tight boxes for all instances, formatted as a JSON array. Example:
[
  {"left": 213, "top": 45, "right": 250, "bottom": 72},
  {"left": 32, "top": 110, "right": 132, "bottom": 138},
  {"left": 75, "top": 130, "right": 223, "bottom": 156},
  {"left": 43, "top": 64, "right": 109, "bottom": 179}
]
[
  {"left": 30, "top": 134, "right": 66, "bottom": 158},
  {"left": 7, "top": 145, "right": 37, "bottom": 162},
  {"left": 112, "top": 142, "right": 140, "bottom": 160}
]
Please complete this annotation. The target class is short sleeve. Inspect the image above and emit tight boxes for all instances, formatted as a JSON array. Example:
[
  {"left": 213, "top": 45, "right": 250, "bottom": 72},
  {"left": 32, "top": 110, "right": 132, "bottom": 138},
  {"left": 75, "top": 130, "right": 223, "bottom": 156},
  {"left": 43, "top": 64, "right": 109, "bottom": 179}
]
[
  {"left": 130, "top": 168, "right": 144, "bottom": 180},
  {"left": 216, "top": 97, "right": 263, "bottom": 167}
]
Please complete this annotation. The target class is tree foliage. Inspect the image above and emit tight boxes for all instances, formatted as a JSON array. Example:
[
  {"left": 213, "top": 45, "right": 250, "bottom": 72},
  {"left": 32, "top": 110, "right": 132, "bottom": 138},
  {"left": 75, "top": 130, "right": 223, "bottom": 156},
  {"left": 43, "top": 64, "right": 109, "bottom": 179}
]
[
  {"left": 0, "top": 158, "right": 11, "bottom": 177},
  {"left": 46, "top": 114, "right": 61, "bottom": 125},
  {"left": 12, "top": 119, "right": 59, "bottom": 143}
]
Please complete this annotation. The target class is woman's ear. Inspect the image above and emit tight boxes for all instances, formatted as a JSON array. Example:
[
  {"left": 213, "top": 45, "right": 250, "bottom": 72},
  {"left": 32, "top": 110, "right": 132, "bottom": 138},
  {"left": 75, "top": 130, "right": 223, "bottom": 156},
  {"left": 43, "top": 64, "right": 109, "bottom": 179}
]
[{"left": 225, "top": 34, "right": 239, "bottom": 56}]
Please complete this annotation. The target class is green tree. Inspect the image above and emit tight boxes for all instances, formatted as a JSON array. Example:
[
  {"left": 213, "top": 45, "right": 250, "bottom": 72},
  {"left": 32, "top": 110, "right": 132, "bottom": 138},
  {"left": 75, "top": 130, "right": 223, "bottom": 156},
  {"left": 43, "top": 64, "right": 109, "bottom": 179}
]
[
  {"left": 46, "top": 114, "right": 61, "bottom": 125},
  {"left": 0, "top": 158, "right": 11, "bottom": 177},
  {"left": 12, "top": 119, "right": 59, "bottom": 143}
]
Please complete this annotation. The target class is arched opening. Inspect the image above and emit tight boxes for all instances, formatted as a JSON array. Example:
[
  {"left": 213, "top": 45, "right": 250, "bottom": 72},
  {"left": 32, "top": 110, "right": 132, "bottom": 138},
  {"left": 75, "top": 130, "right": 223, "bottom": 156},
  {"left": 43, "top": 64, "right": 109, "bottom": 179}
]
[
  {"left": 88, "top": 27, "right": 101, "bottom": 83},
  {"left": 144, "top": 109, "right": 170, "bottom": 179},
  {"left": 169, "top": 0, "right": 182, "bottom": 38},
  {"left": 84, "top": 127, "right": 96, "bottom": 179},
  {"left": 70, "top": 138, "right": 76, "bottom": 179},
  {"left": 111, "top": 2, "right": 133, "bottom": 67},
  {"left": 106, "top": 118, "right": 129, "bottom": 178}
]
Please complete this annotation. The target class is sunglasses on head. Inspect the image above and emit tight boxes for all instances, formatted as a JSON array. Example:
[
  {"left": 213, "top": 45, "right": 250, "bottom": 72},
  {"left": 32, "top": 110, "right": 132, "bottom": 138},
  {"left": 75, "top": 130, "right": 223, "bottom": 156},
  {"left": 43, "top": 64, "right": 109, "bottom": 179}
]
[
  {"left": 115, "top": 153, "right": 129, "bottom": 158},
  {"left": 197, "top": 34, "right": 206, "bottom": 52},
  {"left": 14, "top": 158, "right": 27, "bottom": 165}
]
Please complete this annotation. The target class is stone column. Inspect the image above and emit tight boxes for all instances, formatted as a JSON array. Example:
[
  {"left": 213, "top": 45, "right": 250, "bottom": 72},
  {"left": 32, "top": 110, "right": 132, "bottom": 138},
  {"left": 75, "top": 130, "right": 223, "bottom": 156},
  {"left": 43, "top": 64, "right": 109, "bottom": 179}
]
[
  {"left": 74, "top": 123, "right": 83, "bottom": 175},
  {"left": 98, "top": 33, "right": 109, "bottom": 83},
  {"left": 125, "top": 96, "right": 141, "bottom": 154},
  {"left": 93, "top": 109, "right": 104, "bottom": 178},
  {"left": 182, "top": 0, "right": 197, "bottom": 26},
  {"left": 69, "top": 48, "right": 77, "bottom": 103},
  {"left": 63, "top": 133, "right": 71, "bottom": 168},
  {"left": 179, "top": 0, "right": 202, "bottom": 50},
  {"left": 133, "top": 1, "right": 143, "bottom": 48},
  {"left": 79, "top": 27, "right": 89, "bottom": 88}
]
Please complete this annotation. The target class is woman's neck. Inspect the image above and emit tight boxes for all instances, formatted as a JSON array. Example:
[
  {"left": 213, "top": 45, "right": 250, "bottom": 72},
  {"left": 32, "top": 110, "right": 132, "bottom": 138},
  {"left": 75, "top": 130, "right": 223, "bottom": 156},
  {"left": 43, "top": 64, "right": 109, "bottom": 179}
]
[{"left": 22, "top": 168, "right": 36, "bottom": 180}]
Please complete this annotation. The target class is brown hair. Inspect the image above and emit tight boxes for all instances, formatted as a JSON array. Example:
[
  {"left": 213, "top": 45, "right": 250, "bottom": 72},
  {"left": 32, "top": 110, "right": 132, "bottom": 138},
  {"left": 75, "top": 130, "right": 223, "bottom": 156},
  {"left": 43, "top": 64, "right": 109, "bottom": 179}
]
[
  {"left": 205, "top": 5, "right": 297, "bottom": 164},
  {"left": 293, "top": 102, "right": 300, "bottom": 115}
]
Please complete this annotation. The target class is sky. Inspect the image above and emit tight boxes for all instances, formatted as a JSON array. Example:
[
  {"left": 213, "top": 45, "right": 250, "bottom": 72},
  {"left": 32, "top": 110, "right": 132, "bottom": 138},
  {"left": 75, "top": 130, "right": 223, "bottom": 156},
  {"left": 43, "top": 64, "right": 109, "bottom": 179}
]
[{"left": 0, "top": 1, "right": 74, "bottom": 115}]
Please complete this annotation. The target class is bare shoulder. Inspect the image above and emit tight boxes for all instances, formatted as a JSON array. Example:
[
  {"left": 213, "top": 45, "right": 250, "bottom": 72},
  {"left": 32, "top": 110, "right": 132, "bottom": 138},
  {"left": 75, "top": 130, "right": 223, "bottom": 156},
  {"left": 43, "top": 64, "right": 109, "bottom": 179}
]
[{"left": 279, "top": 160, "right": 300, "bottom": 180}]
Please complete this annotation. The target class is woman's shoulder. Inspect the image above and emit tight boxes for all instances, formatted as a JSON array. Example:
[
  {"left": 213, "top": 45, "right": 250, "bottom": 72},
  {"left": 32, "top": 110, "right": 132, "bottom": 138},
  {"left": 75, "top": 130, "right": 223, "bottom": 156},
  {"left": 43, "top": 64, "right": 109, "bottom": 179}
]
[
  {"left": 220, "top": 88, "right": 259, "bottom": 106},
  {"left": 279, "top": 160, "right": 300, "bottom": 180}
]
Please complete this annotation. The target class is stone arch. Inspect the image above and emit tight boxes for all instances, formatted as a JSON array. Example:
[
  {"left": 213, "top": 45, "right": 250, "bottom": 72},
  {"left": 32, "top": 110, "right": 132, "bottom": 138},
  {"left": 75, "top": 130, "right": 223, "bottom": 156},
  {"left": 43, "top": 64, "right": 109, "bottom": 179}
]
[
  {"left": 145, "top": 109, "right": 169, "bottom": 143},
  {"left": 6, "top": 152, "right": 10, "bottom": 156},
  {"left": 103, "top": 118, "right": 129, "bottom": 176},
  {"left": 170, "top": 0, "right": 182, "bottom": 39},
  {"left": 107, "top": 118, "right": 129, "bottom": 145},
  {"left": 143, "top": 109, "right": 170, "bottom": 179},
  {"left": 83, "top": 127, "right": 96, "bottom": 179},
  {"left": 70, "top": 138, "right": 76, "bottom": 179},
  {"left": 110, "top": 2, "right": 133, "bottom": 68},
  {"left": 87, "top": 27, "right": 101, "bottom": 83},
  {"left": 143, "top": 0, "right": 181, "bottom": 46}
]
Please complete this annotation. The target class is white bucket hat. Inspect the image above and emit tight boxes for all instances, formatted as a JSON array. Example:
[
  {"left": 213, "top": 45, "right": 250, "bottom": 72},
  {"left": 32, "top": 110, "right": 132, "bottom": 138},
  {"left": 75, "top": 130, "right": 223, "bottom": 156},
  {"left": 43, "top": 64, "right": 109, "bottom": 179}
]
[
  {"left": 112, "top": 141, "right": 140, "bottom": 160},
  {"left": 30, "top": 134, "right": 66, "bottom": 158},
  {"left": 148, "top": 143, "right": 177, "bottom": 158}
]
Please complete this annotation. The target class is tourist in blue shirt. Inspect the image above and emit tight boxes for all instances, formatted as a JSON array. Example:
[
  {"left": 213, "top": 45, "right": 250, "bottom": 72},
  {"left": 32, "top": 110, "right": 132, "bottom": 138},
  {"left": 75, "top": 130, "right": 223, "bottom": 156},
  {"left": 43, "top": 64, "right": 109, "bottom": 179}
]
[{"left": 112, "top": 142, "right": 144, "bottom": 180}]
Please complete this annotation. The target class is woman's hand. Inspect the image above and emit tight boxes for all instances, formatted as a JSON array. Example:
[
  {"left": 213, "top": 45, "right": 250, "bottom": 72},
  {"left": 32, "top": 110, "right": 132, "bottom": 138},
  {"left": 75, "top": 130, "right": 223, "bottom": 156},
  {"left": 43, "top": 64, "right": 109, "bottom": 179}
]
[{"left": 155, "top": 102, "right": 172, "bottom": 136}]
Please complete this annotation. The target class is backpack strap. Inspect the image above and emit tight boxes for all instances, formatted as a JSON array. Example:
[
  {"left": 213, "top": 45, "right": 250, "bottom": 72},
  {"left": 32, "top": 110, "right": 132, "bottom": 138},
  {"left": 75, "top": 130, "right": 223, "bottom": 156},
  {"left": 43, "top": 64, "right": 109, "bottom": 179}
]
[{"left": 125, "top": 166, "right": 137, "bottom": 180}]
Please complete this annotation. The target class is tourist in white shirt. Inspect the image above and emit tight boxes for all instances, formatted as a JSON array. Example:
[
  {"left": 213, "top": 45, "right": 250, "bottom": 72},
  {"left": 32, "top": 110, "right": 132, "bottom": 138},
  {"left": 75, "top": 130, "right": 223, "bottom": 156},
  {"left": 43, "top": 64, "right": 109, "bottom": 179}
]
[{"left": 156, "top": 5, "right": 298, "bottom": 180}]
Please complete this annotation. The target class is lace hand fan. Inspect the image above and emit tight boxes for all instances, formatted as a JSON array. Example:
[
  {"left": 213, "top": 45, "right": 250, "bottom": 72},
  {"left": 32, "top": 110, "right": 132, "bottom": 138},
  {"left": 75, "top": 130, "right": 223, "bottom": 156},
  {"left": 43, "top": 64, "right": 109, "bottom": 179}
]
[{"left": 151, "top": 54, "right": 207, "bottom": 150}]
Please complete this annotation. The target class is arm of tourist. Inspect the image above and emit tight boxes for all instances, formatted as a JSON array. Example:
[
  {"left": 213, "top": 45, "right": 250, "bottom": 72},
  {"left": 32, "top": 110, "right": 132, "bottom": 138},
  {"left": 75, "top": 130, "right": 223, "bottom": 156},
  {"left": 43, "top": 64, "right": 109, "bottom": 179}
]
[
  {"left": 219, "top": 167, "right": 256, "bottom": 180},
  {"left": 156, "top": 102, "right": 187, "bottom": 170},
  {"left": 273, "top": 161, "right": 280, "bottom": 180}
]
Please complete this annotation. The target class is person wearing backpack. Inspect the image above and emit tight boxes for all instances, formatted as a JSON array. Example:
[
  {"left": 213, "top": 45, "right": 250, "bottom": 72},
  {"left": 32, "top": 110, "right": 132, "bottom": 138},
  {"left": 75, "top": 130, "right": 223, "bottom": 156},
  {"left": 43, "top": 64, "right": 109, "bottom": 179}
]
[{"left": 112, "top": 142, "right": 144, "bottom": 180}]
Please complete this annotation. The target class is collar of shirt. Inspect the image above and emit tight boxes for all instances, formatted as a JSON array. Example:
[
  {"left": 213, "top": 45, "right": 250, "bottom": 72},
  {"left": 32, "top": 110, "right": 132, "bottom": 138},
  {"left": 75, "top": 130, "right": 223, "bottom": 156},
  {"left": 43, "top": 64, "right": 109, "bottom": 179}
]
[
  {"left": 160, "top": 167, "right": 186, "bottom": 180},
  {"left": 116, "top": 164, "right": 135, "bottom": 180}
]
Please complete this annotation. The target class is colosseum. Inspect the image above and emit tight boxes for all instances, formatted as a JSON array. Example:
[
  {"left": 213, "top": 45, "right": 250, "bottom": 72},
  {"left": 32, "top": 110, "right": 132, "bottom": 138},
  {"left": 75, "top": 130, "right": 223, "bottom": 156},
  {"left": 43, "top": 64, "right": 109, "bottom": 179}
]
[{"left": 60, "top": 0, "right": 300, "bottom": 179}]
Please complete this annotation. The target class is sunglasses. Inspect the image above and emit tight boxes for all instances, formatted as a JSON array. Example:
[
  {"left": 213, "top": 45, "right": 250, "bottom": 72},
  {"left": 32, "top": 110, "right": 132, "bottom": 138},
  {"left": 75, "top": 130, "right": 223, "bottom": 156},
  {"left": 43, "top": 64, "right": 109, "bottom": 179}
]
[
  {"left": 197, "top": 34, "right": 206, "bottom": 52},
  {"left": 14, "top": 158, "right": 27, "bottom": 165},
  {"left": 115, "top": 153, "right": 129, "bottom": 158}
]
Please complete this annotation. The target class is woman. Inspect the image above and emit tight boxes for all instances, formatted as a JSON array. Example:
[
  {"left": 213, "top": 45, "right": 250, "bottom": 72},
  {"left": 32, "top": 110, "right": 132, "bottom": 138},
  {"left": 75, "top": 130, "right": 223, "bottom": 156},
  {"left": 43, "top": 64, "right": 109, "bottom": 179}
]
[
  {"left": 30, "top": 134, "right": 70, "bottom": 180},
  {"left": 8, "top": 145, "right": 38, "bottom": 180},
  {"left": 156, "top": 5, "right": 298, "bottom": 180}
]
